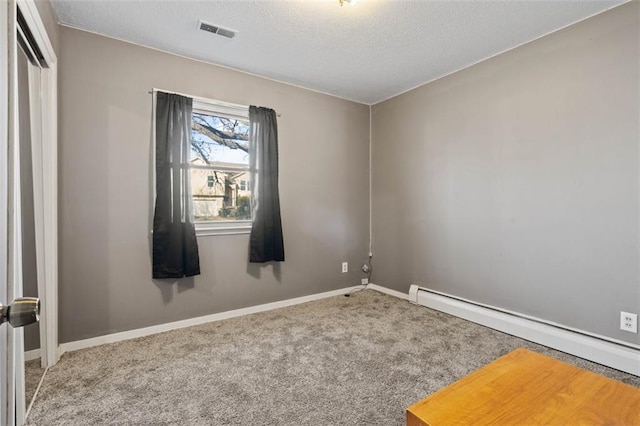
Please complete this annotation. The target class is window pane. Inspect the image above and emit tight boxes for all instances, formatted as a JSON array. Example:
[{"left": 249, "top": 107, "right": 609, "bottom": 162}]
[
  {"left": 191, "top": 168, "right": 251, "bottom": 221},
  {"left": 191, "top": 112, "right": 249, "bottom": 166}
]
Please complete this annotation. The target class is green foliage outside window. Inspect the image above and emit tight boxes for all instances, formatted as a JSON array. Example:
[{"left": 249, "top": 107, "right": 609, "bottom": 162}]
[{"left": 219, "top": 196, "right": 251, "bottom": 220}]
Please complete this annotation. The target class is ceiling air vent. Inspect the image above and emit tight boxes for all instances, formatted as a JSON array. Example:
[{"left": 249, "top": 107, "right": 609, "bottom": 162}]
[{"left": 198, "top": 20, "right": 237, "bottom": 39}]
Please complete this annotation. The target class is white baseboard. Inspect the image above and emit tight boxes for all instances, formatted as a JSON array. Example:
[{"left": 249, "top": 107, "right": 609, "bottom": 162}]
[
  {"left": 367, "top": 283, "right": 409, "bottom": 300},
  {"left": 60, "top": 285, "right": 363, "bottom": 355},
  {"left": 409, "top": 285, "right": 640, "bottom": 376},
  {"left": 24, "top": 349, "right": 41, "bottom": 362}
]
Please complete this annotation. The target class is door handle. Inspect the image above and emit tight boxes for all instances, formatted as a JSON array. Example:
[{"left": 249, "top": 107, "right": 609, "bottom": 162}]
[{"left": 0, "top": 297, "right": 40, "bottom": 328}]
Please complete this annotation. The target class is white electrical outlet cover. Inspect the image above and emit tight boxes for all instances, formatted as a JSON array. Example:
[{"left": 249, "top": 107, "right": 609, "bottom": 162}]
[{"left": 620, "top": 311, "right": 638, "bottom": 333}]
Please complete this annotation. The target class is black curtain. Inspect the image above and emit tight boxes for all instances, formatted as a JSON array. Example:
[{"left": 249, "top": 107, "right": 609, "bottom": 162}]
[
  {"left": 249, "top": 106, "right": 285, "bottom": 262},
  {"left": 152, "top": 92, "right": 200, "bottom": 278}
]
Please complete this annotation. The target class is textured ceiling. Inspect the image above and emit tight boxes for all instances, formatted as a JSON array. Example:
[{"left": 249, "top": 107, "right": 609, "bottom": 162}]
[{"left": 51, "top": 0, "right": 626, "bottom": 104}]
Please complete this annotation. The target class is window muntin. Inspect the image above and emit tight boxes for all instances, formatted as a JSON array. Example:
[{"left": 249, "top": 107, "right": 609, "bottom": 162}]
[{"left": 190, "top": 102, "right": 251, "bottom": 232}]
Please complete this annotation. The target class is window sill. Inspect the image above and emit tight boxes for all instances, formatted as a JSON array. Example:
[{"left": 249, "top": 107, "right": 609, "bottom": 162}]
[{"left": 195, "top": 221, "right": 252, "bottom": 237}]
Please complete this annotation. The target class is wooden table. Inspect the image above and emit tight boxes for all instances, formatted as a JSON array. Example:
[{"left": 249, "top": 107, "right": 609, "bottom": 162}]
[{"left": 407, "top": 347, "right": 640, "bottom": 425}]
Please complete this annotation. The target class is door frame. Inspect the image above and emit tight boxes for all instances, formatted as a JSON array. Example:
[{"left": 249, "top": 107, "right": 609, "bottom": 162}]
[
  {"left": 1, "top": 1, "right": 12, "bottom": 424},
  {"left": 16, "top": 0, "right": 59, "bottom": 370},
  {"left": 6, "top": 0, "right": 23, "bottom": 422}
]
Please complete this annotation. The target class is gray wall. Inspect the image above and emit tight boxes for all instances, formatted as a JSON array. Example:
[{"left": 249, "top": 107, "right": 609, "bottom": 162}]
[
  {"left": 58, "top": 28, "right": 370, "bottom": 343},
  {"left": 371, "top": 2, "right": 639, "bottom": 344}
]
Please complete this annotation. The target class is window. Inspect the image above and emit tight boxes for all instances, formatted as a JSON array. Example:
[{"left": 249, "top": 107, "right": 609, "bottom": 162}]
[{"left": 190, "top": 99, "right": 252, "bottom": 236}]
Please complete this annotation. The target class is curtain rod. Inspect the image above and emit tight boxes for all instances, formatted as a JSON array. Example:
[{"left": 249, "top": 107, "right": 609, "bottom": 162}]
[{"left": 149, "top": 88, "right": 281, "bottom": 117}]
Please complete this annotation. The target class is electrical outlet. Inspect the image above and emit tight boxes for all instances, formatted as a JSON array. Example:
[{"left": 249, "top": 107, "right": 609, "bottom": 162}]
[
  {"left": 341, "top": 262, "right": 348, "bottom": 273},
  {"left": 620, "top": 311, "right": 638, "bottom": 333},
  {"left": 361, "top": 278, "right": 368, "bottom": 285}
]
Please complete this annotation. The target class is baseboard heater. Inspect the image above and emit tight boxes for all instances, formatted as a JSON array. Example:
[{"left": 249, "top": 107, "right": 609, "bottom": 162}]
[{"left": 408, "top": 285, "right": 640, "bottom": 376}]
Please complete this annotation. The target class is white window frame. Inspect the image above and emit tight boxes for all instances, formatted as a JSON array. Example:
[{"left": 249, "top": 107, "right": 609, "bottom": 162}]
[{"left": 191, "top": 98, "right": 252, "bottom": 237}]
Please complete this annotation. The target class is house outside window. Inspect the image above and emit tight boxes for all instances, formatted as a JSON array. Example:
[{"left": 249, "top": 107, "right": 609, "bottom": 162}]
[{"left": 190, "top": 99, "right": 252, "bottom": 236}]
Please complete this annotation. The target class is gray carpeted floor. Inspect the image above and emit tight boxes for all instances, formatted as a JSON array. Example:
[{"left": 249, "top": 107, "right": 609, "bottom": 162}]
[
  {"left": 25, "top": 359, "right": 44, "bottom": 409},
  {"left": 26, "top": 290, "right": 639, "bottom": 425}
]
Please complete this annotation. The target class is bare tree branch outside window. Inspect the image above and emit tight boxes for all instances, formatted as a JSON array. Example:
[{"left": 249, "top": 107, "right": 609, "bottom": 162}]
[{"left": 190, "top": 112, "right": 251, "bottom": 221}]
